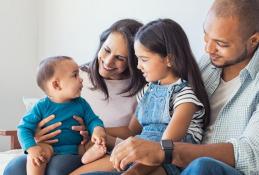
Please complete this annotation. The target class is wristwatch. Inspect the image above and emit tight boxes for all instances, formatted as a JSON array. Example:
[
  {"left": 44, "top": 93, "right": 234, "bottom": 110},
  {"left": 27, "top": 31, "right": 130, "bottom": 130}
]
[{"left": 160, "top": 139, "right": 174, "bottom": 164}]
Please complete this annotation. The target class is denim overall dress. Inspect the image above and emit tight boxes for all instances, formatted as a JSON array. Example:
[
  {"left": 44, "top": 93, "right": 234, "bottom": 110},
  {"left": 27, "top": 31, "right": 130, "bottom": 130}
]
[{"left": 135, "top": 80, "right": 194, "bottom": 174}]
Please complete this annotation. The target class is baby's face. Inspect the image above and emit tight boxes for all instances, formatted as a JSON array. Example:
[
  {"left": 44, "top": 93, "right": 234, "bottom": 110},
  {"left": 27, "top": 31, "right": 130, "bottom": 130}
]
[{"left": 54, "top": 59, "right": 83, "bottom": 101}]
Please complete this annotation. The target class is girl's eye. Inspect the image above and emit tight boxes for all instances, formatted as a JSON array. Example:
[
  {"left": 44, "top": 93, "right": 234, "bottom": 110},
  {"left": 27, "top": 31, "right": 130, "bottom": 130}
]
[
  {"left": 141, "top": 58, "right": 148, "bottom": 62},
  {"left": 137, "top": 57, "right": 148, "bottom": 62},
  {"left": 104, "top": 47, "right": 110, "bottom": 53}
]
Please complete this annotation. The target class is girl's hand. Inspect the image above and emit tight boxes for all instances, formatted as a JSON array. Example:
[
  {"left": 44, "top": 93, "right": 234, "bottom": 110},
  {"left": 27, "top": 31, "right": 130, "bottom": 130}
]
[
  {"left": 35, "top": 114, "right": 62, "bottom": 144},
  {"left": 72, "top": 115, "right": 89, "bottom": 144}
]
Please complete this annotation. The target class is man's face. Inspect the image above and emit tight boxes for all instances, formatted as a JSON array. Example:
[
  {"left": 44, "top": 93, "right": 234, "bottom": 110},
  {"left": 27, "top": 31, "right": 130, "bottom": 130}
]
[{"left": 203, "top": 13, "right": 251, "bottom": 68}]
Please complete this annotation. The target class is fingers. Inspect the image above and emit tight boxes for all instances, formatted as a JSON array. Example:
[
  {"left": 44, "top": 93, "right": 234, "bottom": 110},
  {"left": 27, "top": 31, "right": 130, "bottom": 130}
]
[
  {"left": 37, "top": 114, "right": 55, "bottom": 128},
  {"left": 38, "top": 155, "right": 47, "bottom": 164},
  {"left": 72, "top": 125, "right": 86, "bottom": 132},
  {"left": 79, "top": 130, "right": 89, "bottom": 144},
  {"left": 110, "top": 137, "right": 140, "bottom": 171},
  {"left": 33, "top": 157, "right": 42, "bottom": 166},
  {"left": 44, "top": 139, "right": 59, "bottom": 144},
  {"left": 80, "top": 130, "right": 89, "bottom": 138},
  {"left": 35, "top": 130, "right": 61, "bottom": 143},
  {"left": 100, "top": 137, "right": 106, "bottom": 146},
  {"left": 73, "top": 115, "right": 84, "bottom": 125},
  {"left": 36, "top": 122, "right": 62, "bottom": 137},
  {"left": 110, "top": 140, "right": 128, "bottom": 171}
]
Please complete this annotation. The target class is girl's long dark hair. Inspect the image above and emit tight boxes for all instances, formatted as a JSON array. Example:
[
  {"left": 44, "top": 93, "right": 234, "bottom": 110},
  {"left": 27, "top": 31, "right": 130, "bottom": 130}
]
[
  {"left": 81, "top": 19, "right": 146, "bottom": 99},
  {"left": 135, "top": 19, "right": 210, "bottom": 129}
]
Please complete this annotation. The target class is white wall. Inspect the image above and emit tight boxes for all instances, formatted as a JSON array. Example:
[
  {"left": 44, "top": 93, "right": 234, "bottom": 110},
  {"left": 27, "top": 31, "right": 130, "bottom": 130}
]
[
  {"left": 0, "top": 0, "right": 40, "bottom": 151},
  {"left": 0, "top": 0, "right": 213, "bottom": 151},
  {"left": 38, "top": 0, "right": 214, "bottom": 64}
]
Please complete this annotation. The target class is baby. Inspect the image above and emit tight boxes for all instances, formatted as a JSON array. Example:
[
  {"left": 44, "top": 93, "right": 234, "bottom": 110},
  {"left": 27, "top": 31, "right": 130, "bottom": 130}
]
[{"left": 17, "top": 56, "right": 106, "bottom": 175}]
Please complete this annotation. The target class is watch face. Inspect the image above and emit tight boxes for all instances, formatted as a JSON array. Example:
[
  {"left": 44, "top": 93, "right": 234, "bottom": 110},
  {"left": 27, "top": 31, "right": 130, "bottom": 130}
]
[{"left": 161, "top": 140, "right": 173, "bottom": 150}]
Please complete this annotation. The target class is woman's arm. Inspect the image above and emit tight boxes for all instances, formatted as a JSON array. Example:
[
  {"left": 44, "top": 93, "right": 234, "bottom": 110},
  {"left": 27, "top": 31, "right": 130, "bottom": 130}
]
[
  {"left": 105, "top": 114, "right": 142, "bottom": 150},
  {"left": 106, "top": 114, "right": 142, "bottom": 139}
]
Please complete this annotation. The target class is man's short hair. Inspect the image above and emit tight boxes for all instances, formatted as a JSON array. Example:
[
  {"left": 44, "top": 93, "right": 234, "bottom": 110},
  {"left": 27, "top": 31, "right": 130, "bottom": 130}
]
[
  {"left": 36, "top": 56, "right": 72, "bottom": 92},
  {"left": 211, "top": 0, "right": 259, "bottom": 39}
]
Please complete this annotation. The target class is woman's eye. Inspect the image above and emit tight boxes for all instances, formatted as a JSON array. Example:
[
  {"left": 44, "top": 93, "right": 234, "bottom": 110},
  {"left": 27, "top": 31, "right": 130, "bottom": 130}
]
[{"left": 116, "top": 56, "right": 127, "bottom": 62}]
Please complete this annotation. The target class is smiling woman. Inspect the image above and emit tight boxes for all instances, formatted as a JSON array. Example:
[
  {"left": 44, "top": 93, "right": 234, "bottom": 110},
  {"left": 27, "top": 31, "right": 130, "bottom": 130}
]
[{"left": 3, "top": 19, "right": 146, "bottom": 175}]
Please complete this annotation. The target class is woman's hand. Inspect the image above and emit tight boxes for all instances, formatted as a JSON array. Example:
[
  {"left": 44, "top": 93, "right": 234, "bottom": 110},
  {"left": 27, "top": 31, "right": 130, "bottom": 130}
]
[
  {"left": 35, "top": 115, "right": 89, "bottom": 145},
  {"left": 35, "top": 114, "right": 62, "bottom": 144},
  {"left": 72, "top": 115, "right": 89, "bottom": 144},
  {"left": 110, "top": 137, "right": 165, "bottom": 171}
]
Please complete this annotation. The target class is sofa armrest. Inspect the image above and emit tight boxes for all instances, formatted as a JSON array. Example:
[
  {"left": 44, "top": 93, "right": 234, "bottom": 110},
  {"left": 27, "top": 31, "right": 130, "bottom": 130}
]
[{"left": 0, "top": 130, "right": 21, "bottom": 149}]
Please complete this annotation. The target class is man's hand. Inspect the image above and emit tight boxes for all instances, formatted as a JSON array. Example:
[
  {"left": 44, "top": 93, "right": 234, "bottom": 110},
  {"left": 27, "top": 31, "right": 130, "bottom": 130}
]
[{"left": 110, "top": 137, "right": 164, "bottom": 171}]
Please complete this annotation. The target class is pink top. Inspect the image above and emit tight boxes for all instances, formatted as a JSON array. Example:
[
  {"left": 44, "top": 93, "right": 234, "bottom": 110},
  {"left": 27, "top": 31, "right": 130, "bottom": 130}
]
[{"left": 80, "top": 70, "right": 137, "bottom": 127}]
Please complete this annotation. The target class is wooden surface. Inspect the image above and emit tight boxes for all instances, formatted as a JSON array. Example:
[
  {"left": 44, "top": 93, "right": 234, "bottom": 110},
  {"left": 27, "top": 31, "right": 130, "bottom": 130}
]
[{"left": 0, "top": 130, "right": 21, "bottom": 149}]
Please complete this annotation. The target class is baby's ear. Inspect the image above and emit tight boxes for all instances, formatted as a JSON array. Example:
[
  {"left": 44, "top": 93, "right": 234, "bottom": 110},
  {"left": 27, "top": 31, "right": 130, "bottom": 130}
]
[{"left": 51, "top": 80, "right": 62, "bottom": 90}]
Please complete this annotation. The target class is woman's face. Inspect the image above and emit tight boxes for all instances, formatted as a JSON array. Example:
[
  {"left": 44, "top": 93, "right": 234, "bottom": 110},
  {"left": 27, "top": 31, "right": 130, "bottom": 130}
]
[{"left": 98, "top": 32, "right": 129, "bottom": 80}]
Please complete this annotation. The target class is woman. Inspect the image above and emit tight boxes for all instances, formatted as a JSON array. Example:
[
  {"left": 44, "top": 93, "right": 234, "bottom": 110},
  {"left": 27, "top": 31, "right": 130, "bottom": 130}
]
[{"left": 4, "top": 19, "right": 145, "bottom": 175}]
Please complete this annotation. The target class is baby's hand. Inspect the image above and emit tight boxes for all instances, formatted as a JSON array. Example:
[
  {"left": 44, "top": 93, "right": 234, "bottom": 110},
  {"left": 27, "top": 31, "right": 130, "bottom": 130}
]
[
  {"left": 91, "top": 126, "right": 106, "bottom": 146},
  {"left": 27, "top": 145, "right": 47, "bottom": 166}
]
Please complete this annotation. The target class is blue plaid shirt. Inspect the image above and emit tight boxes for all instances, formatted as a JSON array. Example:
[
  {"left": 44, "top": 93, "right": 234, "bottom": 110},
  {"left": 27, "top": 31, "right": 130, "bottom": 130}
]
[{"left": 199, "top": 47, "right": 259, "bottom": 175}]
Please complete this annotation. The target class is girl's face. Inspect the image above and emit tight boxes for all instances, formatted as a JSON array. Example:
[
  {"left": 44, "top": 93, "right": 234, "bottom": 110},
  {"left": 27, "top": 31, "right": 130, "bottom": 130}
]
[
  {"left": 135, "top": 41, "right": 176, "bottom": 85},
  {"left": 98, "top": 32, "right": 129, "bottom": 80}
]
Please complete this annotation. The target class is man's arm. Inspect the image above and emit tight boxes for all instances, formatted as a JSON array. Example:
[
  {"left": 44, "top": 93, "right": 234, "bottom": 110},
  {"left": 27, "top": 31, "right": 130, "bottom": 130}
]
[
  {"left": 173, "top": 142, "right": 234, "bottom": 167},
  {"left": 110, "top": 137, "right": 234, "bottom": 171}
]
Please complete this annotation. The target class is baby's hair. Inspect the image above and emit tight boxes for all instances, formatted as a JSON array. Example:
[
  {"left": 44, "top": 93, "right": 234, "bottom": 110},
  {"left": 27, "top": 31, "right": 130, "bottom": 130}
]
[{"left": 36, "top": 56, "right": 72, "bottom": 92}]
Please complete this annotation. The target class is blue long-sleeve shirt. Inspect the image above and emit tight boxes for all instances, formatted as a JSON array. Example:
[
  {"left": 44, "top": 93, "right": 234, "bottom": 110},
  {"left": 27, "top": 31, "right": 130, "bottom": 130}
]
[{"left": 18, "top": 97, "right": 104, "bottom": 154}]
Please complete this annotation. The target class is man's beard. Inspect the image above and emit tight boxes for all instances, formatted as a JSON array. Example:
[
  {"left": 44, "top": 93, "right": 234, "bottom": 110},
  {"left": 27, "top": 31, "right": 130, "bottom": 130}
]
[{"left": 211, "top": 47, "right": 248, "bottom": 68}]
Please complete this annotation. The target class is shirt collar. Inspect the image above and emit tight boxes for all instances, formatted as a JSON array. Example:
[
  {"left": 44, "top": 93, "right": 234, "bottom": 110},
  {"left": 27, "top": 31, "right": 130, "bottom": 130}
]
[{"left": 242, "top": 46, "right": 259, "bottom": 80}]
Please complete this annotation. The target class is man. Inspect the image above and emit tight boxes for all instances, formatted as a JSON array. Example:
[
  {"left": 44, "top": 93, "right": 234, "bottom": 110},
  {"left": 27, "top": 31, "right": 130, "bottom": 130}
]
[{"left": 86, "top": 0, "right": 259, "bottom": 174}]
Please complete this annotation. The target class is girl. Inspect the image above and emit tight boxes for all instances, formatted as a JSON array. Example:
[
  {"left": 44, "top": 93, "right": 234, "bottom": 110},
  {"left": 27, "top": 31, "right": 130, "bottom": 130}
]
[
  {"left": 76, "top": 18, "right": 210, "bottom": 175},
  {"left": 121, "top": 18, "right": 210, "bottom": 175}
]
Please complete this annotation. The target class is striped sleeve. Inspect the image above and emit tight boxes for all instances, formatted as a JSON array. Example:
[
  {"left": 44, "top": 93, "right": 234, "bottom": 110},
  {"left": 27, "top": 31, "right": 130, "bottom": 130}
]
[
  {"left": 169, "top": 86, "right": 205, "bottom": 143},
  {"left": 171, "top": 86, "right": 204, "bottom": 110},
  {"left": 136, "top": 83, "right": 149, "bottom": 103}
]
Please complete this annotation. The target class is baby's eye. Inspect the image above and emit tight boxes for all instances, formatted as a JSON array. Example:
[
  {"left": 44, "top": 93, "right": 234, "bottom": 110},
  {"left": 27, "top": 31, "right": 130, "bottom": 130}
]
[{"left": 216, "top": 42, "right": 229, "bottom": 48}]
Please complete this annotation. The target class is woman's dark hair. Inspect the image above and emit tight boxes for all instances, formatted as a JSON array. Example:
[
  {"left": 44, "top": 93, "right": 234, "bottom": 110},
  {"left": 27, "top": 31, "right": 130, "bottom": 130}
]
[
  {"left": 81, "top": 19, "right": 146, "bottom": 99},
  {"left": 135, "top": 19, "right": 210, "bottom": 129}
]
